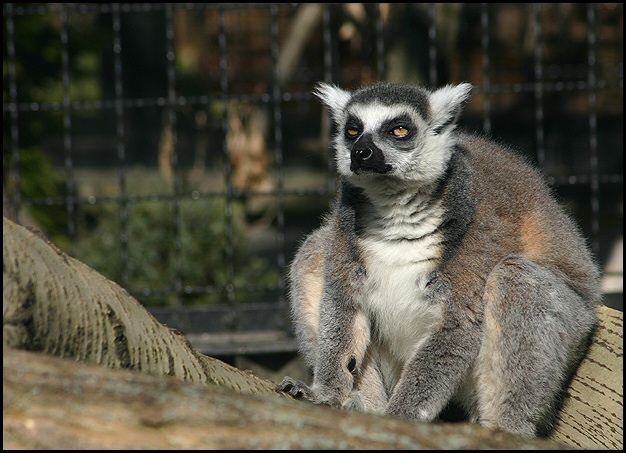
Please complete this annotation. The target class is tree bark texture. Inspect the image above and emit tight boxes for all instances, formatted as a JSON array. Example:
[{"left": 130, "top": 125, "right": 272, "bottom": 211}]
[
  {"left": 551, "top": 305, "right": 623, "bottom": 450},
  {"left": 3, "top": 346, "right": 569, "bottom": 450},
  {"left": 2, "top": 217, "right": 278, "bottom": 398},
  {"left": 3, "top": 217, "right": 623, "bottom": 449}
]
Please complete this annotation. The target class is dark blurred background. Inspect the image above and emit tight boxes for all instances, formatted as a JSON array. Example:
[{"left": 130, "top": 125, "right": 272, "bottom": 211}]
[{"left": 3, "top": 3, "right": 622, "bottom": 378}]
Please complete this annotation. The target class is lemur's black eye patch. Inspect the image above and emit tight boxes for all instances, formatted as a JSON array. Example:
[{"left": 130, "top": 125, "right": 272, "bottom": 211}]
[
  {"left": 381, "top": 113, "right": 415, "bottom": 139},
  {"left": 345, "top": 114, "right": 363, "bottom": 139}
]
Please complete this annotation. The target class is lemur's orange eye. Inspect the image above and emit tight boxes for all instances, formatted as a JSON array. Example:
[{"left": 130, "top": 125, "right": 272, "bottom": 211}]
[
  {"left": 391, "top": 127, "right": 409, "bottom": 137},
  {"left": 346, "top": 128, "right": 359, "bottom": 137}
]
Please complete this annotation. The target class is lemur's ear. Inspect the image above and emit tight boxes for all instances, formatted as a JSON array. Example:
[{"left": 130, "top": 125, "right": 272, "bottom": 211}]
[
  {"left": 314, "top": 82, "right": 352, "bottom": 123},
  {"left": 429, "top": 83, "right": 473, "bottom": 134}
]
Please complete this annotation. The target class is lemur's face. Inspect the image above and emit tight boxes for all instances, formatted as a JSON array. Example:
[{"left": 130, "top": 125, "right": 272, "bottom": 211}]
[
  {"left": 337, "top": 102, "right": 427, "bottom": 180},
  {"left": 315, "top": 82, "right": 473, "bottom": 189}
]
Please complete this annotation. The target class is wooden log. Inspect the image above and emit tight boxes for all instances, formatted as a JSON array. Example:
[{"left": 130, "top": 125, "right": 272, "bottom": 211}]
[
  {"left": 2, "top": 216, "right": 278, "bottom": 398},
  {"left": 551, "top": 305, "right": 623, "bottom": 449},
  {"left": 3, "top": 347, "right": 567, "bottom": 450},
  {"left": 2, "top": 217, "right": 622, "bottom": 449}
]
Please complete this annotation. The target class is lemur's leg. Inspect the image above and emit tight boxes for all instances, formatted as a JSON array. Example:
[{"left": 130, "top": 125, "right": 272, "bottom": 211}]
[
  {"left": 475, "top": 255, "right": 597, "bottom": 436},
  {"left": 287, "top": 228, "right": 326, "bottom": 371}
]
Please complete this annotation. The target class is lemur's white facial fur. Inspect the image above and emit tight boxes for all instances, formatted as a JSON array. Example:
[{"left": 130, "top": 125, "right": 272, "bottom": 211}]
[{"left": 315, "top": 82, "right": 473, "bottom": 189}]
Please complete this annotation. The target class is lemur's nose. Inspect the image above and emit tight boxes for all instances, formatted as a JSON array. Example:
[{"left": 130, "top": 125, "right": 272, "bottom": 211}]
[
  {"left": 352, "top": 147, "right": 373, "bottom": 162},
  {"left": 350, "top": 136, "right": 392, "bottom": 174}
]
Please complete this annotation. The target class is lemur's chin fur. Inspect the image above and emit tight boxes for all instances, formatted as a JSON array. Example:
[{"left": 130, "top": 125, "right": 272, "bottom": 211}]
[{"left": 278, "top": 81, "right": 601, "bottom": 438}]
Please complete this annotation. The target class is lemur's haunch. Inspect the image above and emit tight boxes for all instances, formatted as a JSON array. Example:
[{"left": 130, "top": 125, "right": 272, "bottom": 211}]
[{"left": 278, "top": 82, "right": 600, "bottom": 437}]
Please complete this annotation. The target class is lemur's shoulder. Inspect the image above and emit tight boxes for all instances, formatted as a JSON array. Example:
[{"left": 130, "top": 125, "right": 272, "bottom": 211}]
[
  {"left": 452, "top": 131, "right": 553, "bottom": 205},
  {"left": 454, "top": 132, "right": 542, "bottom": 179},
  {"left": 452, "top": 131, "right": 600, "bottom": 300}
]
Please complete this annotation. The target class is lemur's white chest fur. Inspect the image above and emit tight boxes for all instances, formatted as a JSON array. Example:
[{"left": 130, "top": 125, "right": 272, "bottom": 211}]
[{"left": 357, "top": 185, "right": 445, "bottom": 363}]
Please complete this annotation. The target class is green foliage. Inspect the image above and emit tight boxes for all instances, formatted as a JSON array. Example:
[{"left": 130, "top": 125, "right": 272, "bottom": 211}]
[
  {"left": 3, "top": 7, "right": 109, "bottom": 251},
  {"left": 73, "top": 197, "right": 280, "bottom": 307},
  {"left": 3, "top": 147, "right": 70, "bottom": 248}
]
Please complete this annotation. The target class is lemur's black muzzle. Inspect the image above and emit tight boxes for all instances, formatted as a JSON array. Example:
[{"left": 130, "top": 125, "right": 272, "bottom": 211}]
[{"left": 350, "top": 135, "right": 392, "bottom": 174}]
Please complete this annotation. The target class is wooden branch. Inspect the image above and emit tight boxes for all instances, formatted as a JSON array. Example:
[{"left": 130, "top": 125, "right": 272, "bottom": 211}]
[
  {"left": 2, "top": 217, "right": 622, "bottom": 449},
  {"left": 2, "top": 216, "right": 278, "bottom": 398},
  {"left": 551, "top": 305, "right": 623, "bottom": 449},
  {"left": 3, "top": 347, "right": 566, "bottom": 450}
]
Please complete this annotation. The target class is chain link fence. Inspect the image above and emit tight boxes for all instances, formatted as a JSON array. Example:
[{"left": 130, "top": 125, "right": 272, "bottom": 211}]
[{"left": 3, "top": 3, "right": 623, "bottom": 360}]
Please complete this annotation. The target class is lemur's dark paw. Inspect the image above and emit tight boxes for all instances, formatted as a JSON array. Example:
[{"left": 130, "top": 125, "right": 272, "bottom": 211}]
[{"left": 277, "top": 376, "right": 317, "bottom": 402}]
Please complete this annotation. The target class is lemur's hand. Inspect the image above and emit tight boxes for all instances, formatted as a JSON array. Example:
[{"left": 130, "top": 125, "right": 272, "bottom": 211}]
[
  {"left": 277, "top": 376, "right": 344, "bottom": 407},
  {"left": 277, "top": 376, "right": 318, "bottom": 402}
]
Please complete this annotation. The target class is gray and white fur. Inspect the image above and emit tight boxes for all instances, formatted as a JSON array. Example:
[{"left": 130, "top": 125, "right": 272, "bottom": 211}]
[{"left": 278, "top": 81, "right": 601, "bottom": 437}]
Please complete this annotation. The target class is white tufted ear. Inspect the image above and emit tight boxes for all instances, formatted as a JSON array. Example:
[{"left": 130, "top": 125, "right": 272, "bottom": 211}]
[
  {"left": 314, "top": 82, "right": 352, "bottom": 123},
  {"left": 429, "top": 83, "right": 473, "bottom": 133}
]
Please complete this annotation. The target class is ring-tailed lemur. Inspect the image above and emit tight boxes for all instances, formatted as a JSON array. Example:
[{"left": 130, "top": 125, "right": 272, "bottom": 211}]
[{"left": 278, "top": 81, "right": 601, "bottom": 437}]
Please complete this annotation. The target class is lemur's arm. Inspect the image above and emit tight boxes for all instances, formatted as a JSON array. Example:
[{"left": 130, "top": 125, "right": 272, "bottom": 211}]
[
  {"left": 281, "top": 184, "right": 371, "bottom": 407},
  {"left": 312, "top": 192, "right": 372, "bottom": 405},
  {"left": 385, "top": 296, "right": 482, "bottom": 420}
]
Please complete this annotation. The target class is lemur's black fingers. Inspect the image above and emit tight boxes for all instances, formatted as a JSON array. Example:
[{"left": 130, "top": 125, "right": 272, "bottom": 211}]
[{"left": 277, "top": 376, "right": 315, "bottom": 401}]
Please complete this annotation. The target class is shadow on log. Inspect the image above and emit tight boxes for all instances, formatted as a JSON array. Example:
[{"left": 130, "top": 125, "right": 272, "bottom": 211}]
[{"left": 3, "top": 217, "right": 623, "bottom": 449}]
